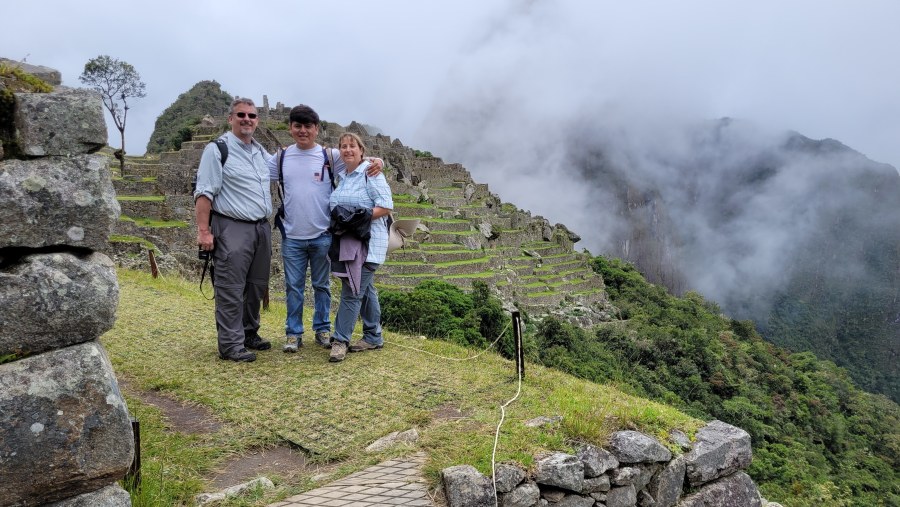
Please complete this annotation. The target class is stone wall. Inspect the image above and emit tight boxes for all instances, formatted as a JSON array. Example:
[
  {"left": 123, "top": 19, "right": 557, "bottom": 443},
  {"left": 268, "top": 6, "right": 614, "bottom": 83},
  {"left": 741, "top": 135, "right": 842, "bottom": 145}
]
[
  {"left": 442, "top": 420, "right": 783, "bottom": 507},
  {"left": 0, "top": 59, "right": 134, "bottom": 506}
]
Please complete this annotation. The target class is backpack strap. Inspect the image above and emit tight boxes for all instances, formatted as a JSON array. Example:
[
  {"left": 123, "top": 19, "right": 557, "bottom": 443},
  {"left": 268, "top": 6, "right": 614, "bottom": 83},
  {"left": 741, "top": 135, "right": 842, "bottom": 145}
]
[
  {"left": 322, "top": 146, "right": 337, "bottom": 189},
  {"left": 210, "top": 138, "right": 228, "bottom": 166},
  {"left": 277, "top": 147, "right": 287, "bottom": 201}
]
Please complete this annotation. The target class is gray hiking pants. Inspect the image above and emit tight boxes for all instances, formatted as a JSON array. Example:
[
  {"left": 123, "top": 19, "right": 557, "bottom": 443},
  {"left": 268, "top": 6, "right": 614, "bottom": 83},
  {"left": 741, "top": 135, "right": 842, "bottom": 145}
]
[{"left": 211, "top": 213, "right": 271, "bottom": 357}]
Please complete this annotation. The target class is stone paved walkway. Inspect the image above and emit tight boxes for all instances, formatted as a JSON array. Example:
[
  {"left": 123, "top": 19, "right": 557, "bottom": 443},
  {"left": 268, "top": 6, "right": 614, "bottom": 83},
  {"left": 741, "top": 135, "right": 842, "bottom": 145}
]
[{"left": 269, "top": 453, "right": 435, "bottom": 507}]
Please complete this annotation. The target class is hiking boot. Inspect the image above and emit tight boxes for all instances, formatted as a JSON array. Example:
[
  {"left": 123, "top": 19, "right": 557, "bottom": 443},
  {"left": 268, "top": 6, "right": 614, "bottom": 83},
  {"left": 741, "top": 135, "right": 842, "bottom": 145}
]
[
  {"left": 315, "top": 331, "right": 333, "bottom": 349},
  {"left": 329, "top": 341, "right": 348, "bottom": 362},
  {"left": 244, "top": 333, "right": 271, "bottom": 351},
  {"left": 219, "top": 348, "right": 257, "bottom": 363},
  {"left": 349, "top": 339, "right": 383, "bottom": 353},
  {"left": 283, "top": 334, "right": 301, "bottom": 353}
]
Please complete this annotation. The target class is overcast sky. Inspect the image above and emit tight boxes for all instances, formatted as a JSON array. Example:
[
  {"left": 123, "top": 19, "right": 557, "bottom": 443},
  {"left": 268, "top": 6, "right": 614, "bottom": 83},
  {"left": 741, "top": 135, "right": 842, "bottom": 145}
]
[{"left": 3, "top": 0, "right": 898, "bottom": 164}]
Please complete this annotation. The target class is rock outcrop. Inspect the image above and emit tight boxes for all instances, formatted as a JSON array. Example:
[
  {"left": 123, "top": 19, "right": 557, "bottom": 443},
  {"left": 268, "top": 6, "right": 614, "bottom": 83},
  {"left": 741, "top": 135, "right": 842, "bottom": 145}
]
[{"left": 0, "top": 58, "right": 133, "bottom": 506}]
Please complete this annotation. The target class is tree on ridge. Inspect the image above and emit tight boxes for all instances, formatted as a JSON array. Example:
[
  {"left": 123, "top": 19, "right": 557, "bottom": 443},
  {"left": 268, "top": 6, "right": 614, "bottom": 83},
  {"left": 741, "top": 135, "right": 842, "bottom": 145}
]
[{"left": 79, "top": 55, "right": 146, "bottom": 172}]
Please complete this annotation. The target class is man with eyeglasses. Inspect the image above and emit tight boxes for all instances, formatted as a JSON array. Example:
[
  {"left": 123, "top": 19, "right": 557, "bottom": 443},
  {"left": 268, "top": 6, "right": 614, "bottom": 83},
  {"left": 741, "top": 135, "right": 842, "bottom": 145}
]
[{"left": 194, "top": 98, "right": 273, "bottom": 363}]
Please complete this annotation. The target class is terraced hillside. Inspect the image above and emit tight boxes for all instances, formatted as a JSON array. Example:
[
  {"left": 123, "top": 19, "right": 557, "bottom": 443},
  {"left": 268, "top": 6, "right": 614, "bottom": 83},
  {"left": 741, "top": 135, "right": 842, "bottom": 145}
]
[{"left": 107, "top": 115, "right": 612, "bottom": 321}]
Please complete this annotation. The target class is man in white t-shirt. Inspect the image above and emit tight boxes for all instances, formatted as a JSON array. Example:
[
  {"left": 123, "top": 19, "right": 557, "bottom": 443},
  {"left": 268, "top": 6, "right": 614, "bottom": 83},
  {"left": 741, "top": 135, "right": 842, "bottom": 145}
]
[{"left": 269, "top": 105, "right": 382, "bottom": 352}]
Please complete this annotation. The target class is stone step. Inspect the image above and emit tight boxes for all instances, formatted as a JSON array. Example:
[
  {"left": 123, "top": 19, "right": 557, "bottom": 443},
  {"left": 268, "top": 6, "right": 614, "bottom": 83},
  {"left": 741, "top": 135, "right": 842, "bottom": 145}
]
[
  {"left": 117, "top": 198, "right": 168, "bottom": 218},
  {"left": 422, "top": 219, "right": 473, "bottom": 233},
  {"left": 425, "top": 231, "right": 482, "bottom": 245},
  {"left": 521, "top": 243, "right": 573, "bottom": 258},
  {"left": 393, "top": 203, "right": 445, "bottom": 218},
  {"left": 432, "top": 196, "right": 471, "bottom": 208},
  {"left": 122, "top": 163, "right": 162, "bottom": 178},
  {"left": 535, "top": 259, "right": 587, "bottom": 272},
  {"left": 423, "top": 249, "right": 488, "bottom": 263},
  {"left": 420, "top": 242, "right": 470, "bottom": 251},
  {"left": 113, "top": 178, "right": 161, "bottom": 196},
  {"left": 517, "top": 290, "right": 568, "bottom": 307},
  {"left": 389, "top": 249, "right": 427, "bottom": 262},
  {"left": 180, "top": 140, "right": 210, "bottom": 151},
  {"left": 381, "top": 262, "right": 438, "bottom": 275},
  {"left": 377, "top": 274, "right": 440, "bottom": 288}
]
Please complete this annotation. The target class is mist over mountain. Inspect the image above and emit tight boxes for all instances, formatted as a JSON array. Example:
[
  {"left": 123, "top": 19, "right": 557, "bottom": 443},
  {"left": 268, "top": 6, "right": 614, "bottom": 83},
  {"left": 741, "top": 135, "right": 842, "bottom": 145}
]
[{"left": 421, "top": 105, "right": 900, "bottom": 400}]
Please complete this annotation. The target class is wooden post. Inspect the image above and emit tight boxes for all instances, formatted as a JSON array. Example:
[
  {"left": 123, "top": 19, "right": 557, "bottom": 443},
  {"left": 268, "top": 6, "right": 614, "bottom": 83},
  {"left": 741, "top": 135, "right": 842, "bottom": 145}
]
[
  {"left": 148, "top": 249, "right": 158, "bottom": 278},
  {"left": 125, "top": 417, "right": 141, "bottom": 489}
]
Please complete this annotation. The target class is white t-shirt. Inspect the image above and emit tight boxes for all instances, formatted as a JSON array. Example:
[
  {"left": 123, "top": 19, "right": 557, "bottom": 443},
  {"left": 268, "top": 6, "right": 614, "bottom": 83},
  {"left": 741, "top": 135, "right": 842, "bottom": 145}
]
[{"left": 268, "top": 144, "right": 346, "bottom": 239}]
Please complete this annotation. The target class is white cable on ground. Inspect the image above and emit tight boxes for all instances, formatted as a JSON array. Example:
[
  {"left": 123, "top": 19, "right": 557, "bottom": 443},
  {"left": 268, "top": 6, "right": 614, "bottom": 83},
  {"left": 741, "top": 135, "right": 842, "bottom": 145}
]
[
  {"left": 491, "top": 343, "right": 523, "bottom": 507},
  {"left": 384, "top": 320, "right": 510, "bottom": 362},
  {"left": 384, "top": 313, "right": 522, "bottom": 507}
]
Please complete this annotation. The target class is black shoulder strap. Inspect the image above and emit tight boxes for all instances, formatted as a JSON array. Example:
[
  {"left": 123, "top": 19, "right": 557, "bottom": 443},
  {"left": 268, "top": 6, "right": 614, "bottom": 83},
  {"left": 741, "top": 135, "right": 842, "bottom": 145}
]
[
  {"left": 277, "top": 147, "right": 287, "bottom": 200},
  {"left": 210, "top": 138, "right": 228, "bottom": 166},
  {"left": 322, "top": 146, "right": 336, "bottom": 189}
]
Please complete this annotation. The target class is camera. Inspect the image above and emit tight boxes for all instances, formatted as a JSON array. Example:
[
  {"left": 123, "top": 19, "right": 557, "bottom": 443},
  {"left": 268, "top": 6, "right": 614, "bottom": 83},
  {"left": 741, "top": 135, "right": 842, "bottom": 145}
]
[{"left": 198, "top": 247, "right": 210, "bottom": 261}]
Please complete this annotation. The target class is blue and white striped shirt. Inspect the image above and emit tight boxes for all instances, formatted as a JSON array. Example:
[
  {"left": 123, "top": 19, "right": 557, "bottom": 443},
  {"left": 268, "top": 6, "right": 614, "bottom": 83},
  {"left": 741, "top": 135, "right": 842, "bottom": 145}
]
[{"left": 329, "top": 161, "right": 393, "bottom": 264}]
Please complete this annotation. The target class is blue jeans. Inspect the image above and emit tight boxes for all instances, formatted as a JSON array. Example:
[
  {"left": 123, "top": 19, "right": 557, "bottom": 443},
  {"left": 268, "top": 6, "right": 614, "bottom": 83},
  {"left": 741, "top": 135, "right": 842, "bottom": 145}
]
[
  {"left": 333, "top": 262, "right": 383, "bottom": 346},
  {"left": 282, "top": 233, "right": 332, "bottom": 337}
]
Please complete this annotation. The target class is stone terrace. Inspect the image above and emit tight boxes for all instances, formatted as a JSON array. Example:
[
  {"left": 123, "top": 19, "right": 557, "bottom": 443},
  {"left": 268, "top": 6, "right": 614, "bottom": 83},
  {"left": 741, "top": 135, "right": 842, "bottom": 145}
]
[{"left": 107, "top": 114, "right": 612, "bottom": 322}]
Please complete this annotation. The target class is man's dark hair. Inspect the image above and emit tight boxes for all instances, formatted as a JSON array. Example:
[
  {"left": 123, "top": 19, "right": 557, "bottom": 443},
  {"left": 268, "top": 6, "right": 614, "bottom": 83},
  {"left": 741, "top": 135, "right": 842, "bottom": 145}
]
[{"left": 289, "top": 104, "right": 320, "bottom": 125}]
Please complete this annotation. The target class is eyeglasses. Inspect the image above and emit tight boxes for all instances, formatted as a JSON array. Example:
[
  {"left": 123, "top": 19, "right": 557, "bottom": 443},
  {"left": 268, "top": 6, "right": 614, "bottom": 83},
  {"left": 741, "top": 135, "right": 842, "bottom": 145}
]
[{"left": 233, "top": 112, "right": 258, "bottom": 119}]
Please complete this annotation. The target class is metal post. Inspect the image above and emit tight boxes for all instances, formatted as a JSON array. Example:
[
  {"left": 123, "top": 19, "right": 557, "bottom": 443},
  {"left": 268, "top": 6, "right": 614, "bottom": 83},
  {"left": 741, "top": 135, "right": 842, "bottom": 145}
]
[{"left": 512, "top": 311, "right": 524, "bottom": 379}]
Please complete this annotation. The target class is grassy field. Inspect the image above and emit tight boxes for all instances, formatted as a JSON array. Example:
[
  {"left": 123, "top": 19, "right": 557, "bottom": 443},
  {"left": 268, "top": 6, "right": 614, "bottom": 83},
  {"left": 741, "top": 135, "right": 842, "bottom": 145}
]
[{"left": 103, "top": 269, "right": 701, "bottom": 506}]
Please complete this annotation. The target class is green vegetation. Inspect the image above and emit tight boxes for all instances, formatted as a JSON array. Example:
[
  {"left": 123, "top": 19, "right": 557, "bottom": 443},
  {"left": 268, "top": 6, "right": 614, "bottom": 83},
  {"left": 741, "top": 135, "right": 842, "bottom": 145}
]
[
  {"left": 0, "top": 63, "right": 53, "bottom": 92},
  {"left": 109, "top": 234, "right": 160, "bottom": 252},
  {"left": 381, "top": 257, "right": 900, "bottom": 504},
  {"left": 0, "top": 353, "right": 20, "bottom": 365},
  {"left": 146, "top": 81, "right": 231, "bottom": 153},
  {"left": 117, "top": 195, "right": 165, "bottom": 201},
  {"left": 119, "top": 215, "right": 188, "bottom": 228},
  {"left": 548, "top": 256, "right": 898, "bottom": 505},
  {"left": 413, "top": 150, "right": 433, "bottom": 158},
  {"left": 105, "top": 270, "right": 700, "bottom": 505},
  {"left": 381, "top": 280, "right": 506, "bottom": 352}
]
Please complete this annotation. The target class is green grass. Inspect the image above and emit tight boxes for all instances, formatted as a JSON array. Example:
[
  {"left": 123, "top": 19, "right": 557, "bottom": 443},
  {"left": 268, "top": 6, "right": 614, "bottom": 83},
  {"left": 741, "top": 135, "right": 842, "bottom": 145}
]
[
  {"left": 109, "top": 234, "right": 160, "bottom": 252},
  {"left": 444, "top": 271, "right": 496, "bottom": 279},
  {"left": 423, "top": 218, "right": 470, "bottom": 224},
  {"left": 102, "top": 269, "right": 700, "bottom": 505},
  {"left": 117, "top": 195, "right": 166, "bottom": 201},
  {"left": 393, "top": 202, "right": 439, "bottom": 209},
  {"left": 119, "top": 216, "right": 189, "bottom": 228}
]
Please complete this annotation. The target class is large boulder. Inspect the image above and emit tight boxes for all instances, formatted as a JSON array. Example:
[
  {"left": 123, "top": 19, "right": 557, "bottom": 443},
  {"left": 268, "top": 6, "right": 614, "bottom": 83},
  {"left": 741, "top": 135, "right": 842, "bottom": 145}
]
[
  {"left": 0, "top": 341, "right": 134, "bottom": 506},
  {"left": 0, "top": 154, "right": 120, "bottom": 250},
  {"left": 608, "top": 430, "right": 672, "bottom": 464},
  {"left": 684, "top": 420, "right": 752, "bottom": 486},
  {"left": 442, "top": 465, "right": 494, "bottom": 507},
  {"left": 0, "top": 252, "right": 118, "bottom": 357},
  {"left": 533, "top": 452, "right": 585, "bottom": 492},
  {"left": 676, "top": 472, "right": 762, "bottom": 507},
  {"left": 13, "top": 88, "right": 107, "bottom": 156}
]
